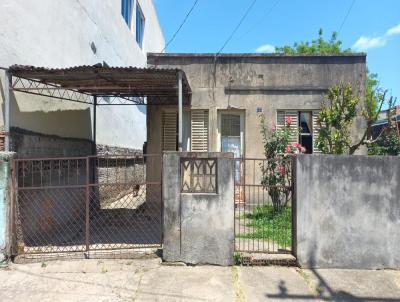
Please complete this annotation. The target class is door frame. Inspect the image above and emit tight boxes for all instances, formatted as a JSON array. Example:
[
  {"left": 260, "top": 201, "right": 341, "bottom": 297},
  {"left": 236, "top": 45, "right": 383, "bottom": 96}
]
[{"left": 216, "top": 110, "right": 245, "bottom": 157}]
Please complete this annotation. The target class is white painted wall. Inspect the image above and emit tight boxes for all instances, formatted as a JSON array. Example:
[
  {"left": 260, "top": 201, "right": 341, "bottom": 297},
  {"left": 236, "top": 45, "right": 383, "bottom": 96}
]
[{"left": 0, "top": 0, "right": 164, "bottom": 149}]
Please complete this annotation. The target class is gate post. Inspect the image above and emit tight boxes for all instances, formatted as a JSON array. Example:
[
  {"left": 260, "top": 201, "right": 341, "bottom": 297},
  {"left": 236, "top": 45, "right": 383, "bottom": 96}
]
[
  {"left": 162, "top": 152, "right": 234, "bottom": 266},
  {"left": 291, "top": 155, "right": 297, "bottom": 258},
  {"left": 5, "top": 153, "right": 17, "bottom": 258},
  {"left": 85, "top": 157, "right": 90, "bottom": 254}
]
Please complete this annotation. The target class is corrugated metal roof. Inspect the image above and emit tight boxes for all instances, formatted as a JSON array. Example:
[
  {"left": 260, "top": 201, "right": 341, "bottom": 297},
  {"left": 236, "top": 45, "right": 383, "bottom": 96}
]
[
  {"left": 8, "top": 64, "right": 191, "bottom": 98},
  {"left": 373, "top": 115, "right": 400, "bottom": 126},
  {"left": 148, "top": 52, "right": 367, "bottom": 58}
]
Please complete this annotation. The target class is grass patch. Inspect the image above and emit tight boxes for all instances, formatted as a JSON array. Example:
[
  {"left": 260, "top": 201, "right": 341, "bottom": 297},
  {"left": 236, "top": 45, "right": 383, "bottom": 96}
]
[{"left": 238, "top": 204, "right": 292, "bottom": 248}]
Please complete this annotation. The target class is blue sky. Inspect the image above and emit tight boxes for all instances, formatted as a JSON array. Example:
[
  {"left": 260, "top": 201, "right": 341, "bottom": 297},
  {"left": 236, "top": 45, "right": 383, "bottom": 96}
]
[{"left": 153, "top": 0, "right": 399, "bottom": 99}]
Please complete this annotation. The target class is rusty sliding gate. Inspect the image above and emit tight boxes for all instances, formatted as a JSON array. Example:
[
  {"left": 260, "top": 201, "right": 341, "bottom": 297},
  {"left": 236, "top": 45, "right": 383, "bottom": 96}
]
[
  {"left": 234, "top": 157, "right": 295, "bottom": 254},
  {"left": 12, "top": 154, "right": 162, "bottom": 257}
]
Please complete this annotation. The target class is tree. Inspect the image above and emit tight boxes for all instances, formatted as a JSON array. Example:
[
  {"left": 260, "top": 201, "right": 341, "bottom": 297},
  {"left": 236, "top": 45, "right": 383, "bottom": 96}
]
[
  {"left": 316, "top": 84, "right": 359, "bottom": 154},
  {"left": 368, "top": 96, "right": 400, "bottom": 156},
  {"left": 365, "top": 70, "right": 379, "bottom": 117},
  {"left": 316, "top": 83, "right": 398, "bottom": 155},
  {"left": 275, "top": 29, "right": 379, "bottom": 119},
  {"left": 275, "top": 28, "right": 351, "bottom": 54},
  {"left": 275, "top": 28, "right": 398, "bottom": 155},
  {"left": 259, "top": 115, "right": 305, "bottom": 208}
]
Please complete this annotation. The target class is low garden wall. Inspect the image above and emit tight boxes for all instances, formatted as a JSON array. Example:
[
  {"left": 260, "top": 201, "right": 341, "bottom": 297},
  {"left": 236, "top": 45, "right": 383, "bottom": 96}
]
[{"left": 295, "top": 154, "right": 400, "bottom": 269}]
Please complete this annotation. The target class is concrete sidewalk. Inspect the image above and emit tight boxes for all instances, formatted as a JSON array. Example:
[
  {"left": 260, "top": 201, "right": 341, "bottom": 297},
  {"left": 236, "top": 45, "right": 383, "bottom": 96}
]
[{"left": 0, "top": 258, "right": 399, "bottom": 301}]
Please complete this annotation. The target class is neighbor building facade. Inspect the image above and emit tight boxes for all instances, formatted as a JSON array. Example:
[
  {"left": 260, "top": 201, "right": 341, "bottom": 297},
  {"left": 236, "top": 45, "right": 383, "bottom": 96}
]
[
  {"left": 370, "top": 105, "right": 400, "bottom": 139},
  {"left": 147, "top": 53, "right": 367, "bottom": 158},
  {"left": 0, "top": 0, "right": 164, "bottom": 157}
]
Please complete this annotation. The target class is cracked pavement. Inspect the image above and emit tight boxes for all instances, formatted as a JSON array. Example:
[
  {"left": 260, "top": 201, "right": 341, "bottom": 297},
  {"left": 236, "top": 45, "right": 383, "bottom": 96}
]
[{"left": 0, "top": 258, "right": 399, "bottom": 301}]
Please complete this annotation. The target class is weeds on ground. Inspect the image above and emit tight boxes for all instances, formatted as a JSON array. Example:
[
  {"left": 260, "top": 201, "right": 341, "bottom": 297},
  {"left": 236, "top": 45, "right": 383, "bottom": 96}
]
[
  {"left": 238, "top": 204, "right": 291, "bottom": 248},
  {"left": 234, "top": 252, "right": 241, "bottom": 265}
]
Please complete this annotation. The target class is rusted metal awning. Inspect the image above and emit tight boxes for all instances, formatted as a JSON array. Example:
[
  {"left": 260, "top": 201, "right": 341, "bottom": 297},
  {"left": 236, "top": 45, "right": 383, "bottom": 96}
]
[
  {"left": 4, "top": 64, "right": 191, "bottom": 151},
  {"left": 8, "top": 64, "right": 191, "bottom": 104}
]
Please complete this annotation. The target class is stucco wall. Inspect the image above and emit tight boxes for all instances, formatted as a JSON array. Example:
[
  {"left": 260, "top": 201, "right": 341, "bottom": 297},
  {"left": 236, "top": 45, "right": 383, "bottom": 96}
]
[
  {"left": 0, "top": 0, "right": 164, "bottom": 150},
  {"left": 295, "top": 154, "right": 400, "bottom": 269},
  {"left": 0, "top": 152, "right": 16, "bottom": 261},
  {"left": 148, "top": 54, "right": 366, "bottom": 157},
  {"left": 163, "top": 152, "right": 234, "bottom": 266}
]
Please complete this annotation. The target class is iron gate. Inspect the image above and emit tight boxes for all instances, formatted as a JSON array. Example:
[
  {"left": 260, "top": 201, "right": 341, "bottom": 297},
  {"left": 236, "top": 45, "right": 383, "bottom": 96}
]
[
  {"left": 13, "top": 154, "right": 163, "bottom": 257},
  {"left": 234, "top": 157, "right": 295, "bottom": 254}
]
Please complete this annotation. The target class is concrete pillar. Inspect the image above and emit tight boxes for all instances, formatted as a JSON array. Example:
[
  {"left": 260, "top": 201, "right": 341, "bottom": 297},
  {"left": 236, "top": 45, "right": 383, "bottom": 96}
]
[
  {"left": 4, "top": 72, "right": 11, "bottom": 152},
  {"left": 162, "top": 152, "right": 234, "bottom": 266},
  {"left": 0, "top": 152, "right": 16, "bottom": 262},
  {"left": 178, "top": 71, "right": 183, "bottom": 151}
]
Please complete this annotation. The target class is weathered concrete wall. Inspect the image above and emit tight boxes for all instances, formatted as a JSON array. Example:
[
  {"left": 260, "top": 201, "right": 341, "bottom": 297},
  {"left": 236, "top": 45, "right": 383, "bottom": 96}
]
[
  {"left": 295, "top": 154, "right": 400, "bottom": 269},
  {"left": 148, "top": 53, "right": 367, "bottom": 157},
  {"left": 10, "top": 127, "right": 93, "bottom": 158},
  {"left": 163, "top": 152, "right": 234, "bottom": 266},
  {"left": 0, "top": 0, "right": 164, "bottom": 150},
  {"left": 0, "top": 152, "right": 16, "bottom": 261}
]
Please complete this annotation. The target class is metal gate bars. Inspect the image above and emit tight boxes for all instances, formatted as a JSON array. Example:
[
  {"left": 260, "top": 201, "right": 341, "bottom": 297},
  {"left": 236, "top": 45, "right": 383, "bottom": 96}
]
[
  {"left": 13, "top": 154, "right": 163, "bottom": 257},
  {"left": 234, "top": 157, "right": 295, "bottom": 254}
]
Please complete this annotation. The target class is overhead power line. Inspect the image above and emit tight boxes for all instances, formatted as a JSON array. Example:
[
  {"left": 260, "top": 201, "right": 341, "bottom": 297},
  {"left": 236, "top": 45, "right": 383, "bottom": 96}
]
[
  {"left": 238, "top": 0, "right": 280, "bottom": 40},
  {"left": 338, "top": 0, "right": 356, "bottom": 35},
  {"left": 161, "top": 0, "right": 200, "bottom": 53},
  {"left": 216, "top": 0, "right": 258, "bottom": 55}
]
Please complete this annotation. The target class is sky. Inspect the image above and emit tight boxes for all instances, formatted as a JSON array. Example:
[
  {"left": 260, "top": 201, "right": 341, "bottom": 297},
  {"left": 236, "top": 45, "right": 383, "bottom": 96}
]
[{"left": 153, "top": 0, "right": 400, "bottom": 99}]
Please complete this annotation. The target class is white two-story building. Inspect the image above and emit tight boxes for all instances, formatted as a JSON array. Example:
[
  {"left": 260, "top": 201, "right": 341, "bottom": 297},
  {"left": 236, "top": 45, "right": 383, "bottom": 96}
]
[{"left": 0, "top": 0, "right": 164, "bottom": 157}]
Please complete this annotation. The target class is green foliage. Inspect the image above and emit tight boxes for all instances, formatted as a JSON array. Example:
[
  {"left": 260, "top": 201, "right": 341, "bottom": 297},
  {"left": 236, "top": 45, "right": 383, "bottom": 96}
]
[
  {"left": 274, "top": 27, "right": 398, "bottom": 156},
  {"left": 365, "top": 70, "right": 380, "bottom": 118},
  {"left": 234, "top": 252, "right": 241, "bottom": 265},
  {"left": 275, "top": 28, "right": 379, "bottom": 120},
  {"left": 275, "top": 28, "right": 351, "bottom": 54},
  {"left": 316, "top": 84, "right": 360, "bottom": 154},
  {"left": 238, "top": 204, "right": 291, "bottom": 248},
  {"left": 368, "top": 130, "right": 400, "bottom": 156},
  {"left": 368, "top": 96, "right": 400, "bottom": 156},
  {"left": 259, "top": 114, "right": 304, "bottom": 207}
]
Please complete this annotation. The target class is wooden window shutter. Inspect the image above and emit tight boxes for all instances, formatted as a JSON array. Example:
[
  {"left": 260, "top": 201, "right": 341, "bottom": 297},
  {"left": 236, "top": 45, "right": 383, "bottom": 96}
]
[
  {"left": 0, "top": 132, "right": 4, "bottom": 151},
  {"left": 312, "top": 111, "right": 322, "bottom": 153},
  {"left": 191, "top": 110, "right": 209, "bottom": 152},
  {"left": 276, "top": 110, "right": 298, "bottom": 144},
  {"left": 162, "top": 111, "right": 177, "bottom": 151}
]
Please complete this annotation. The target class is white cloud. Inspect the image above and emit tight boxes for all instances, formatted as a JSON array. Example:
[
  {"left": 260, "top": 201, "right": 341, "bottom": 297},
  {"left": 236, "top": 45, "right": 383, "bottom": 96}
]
[
  {"left": 352, "top": 36, "right": 386, "bottom": 50},
  {"left": 352, "top": 22, "right": 400, "bottom": 51},
  {"left": 386, "top": 24, "right": 400, "bottom": 36},
  {"left": 255, "top": 44, "right": 275, "bottom": 53}
]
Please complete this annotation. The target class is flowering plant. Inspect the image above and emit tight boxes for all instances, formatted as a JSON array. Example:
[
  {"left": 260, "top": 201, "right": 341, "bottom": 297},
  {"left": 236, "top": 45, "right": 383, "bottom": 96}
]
[{"left": 259, "top": 115, "right": 304, "bottom": 208}]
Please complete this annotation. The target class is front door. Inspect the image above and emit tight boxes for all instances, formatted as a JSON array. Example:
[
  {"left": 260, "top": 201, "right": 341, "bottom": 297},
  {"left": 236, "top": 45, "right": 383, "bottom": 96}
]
[{"left": 219, "top": 112, "right": 244, "bottom": 193}]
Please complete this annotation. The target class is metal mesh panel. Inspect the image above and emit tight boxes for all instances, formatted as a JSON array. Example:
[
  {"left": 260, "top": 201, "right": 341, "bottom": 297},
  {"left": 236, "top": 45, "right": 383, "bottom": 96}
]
[
  {"left": 17, "top": 187, "right": 86, "bottom": 254},
  {"left": 14, "top": 154, "right": 162, "bottom": 258},
  {"left": 234, "top": 158, "right": 293, "bottom": 254}
]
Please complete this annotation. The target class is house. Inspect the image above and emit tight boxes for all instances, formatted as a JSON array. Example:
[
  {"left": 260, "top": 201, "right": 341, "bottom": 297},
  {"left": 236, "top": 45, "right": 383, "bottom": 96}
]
[
  {"left": 0, "top": 0, "right": 164, "bottom": 157},
  {"left": 370, "top": 105, "right": 400, "bottom": 139},
  {"left": 146, "top": 53, "right": 367, "bottom": 158}
]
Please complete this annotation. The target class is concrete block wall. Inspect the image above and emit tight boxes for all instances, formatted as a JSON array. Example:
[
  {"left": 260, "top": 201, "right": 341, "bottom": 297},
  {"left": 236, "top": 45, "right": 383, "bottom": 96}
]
[
  {"left": 11, "top": 127, "right": 92, "bottom": 158},
  {"left": 295, "top": 154, "right": 400, "bottom": 269},
  {"left": 163, "top": 152, "right": 234, "bottom": 266}
]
